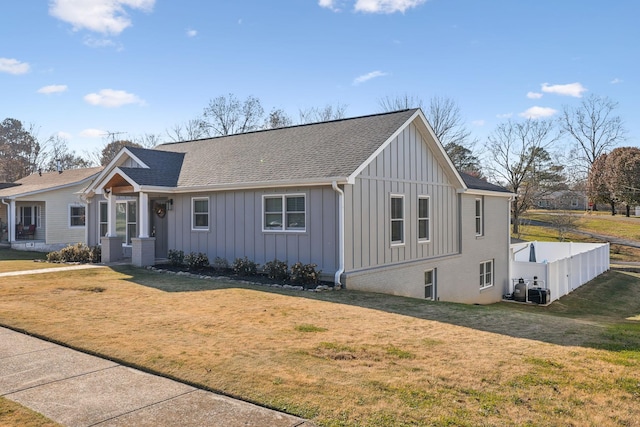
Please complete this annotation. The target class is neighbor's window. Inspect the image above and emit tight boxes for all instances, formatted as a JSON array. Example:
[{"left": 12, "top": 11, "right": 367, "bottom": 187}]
[
  {"left": 425, "top": 269, "right": 436, "bottom": 300},
  {"left": 69, "top": 205, "right": 86, "bottom": 227},
  {"left": 475, "top": 197, "right": 483, "bottom": 236},
  {"left": 192, "top": 197, "right": 209, "bottom": 230},
  {"left": 263, "top": 194, "right": 306, "bottom": 231},
  {"left": 391, "top": 195, "right": 404, "bottom": 245},
  {"left": 479, "top": 260, "right": 493, "bottom": 289},
  {"left": 99, "top": 201, "right": 108, "bottom": 237},
  {"left": 116, "top": 200, "right": 137, "bottom": 244},
  {"left": 418, "top": 196, "right": 430, "bottom": 241},
  {"left": 19, "top": 205, "right": 40, "bottom": 227}
]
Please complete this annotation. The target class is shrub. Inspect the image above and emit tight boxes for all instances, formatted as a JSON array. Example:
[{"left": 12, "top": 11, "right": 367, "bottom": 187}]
[
  {"left": 264, "top": 259, "right": 289, "bottom": 280},
  {"left": 290, "top": 262, "right": 321, "bottom": 287},
  {"left": 90, "top": 245, "right": 101, "bottom": 263},
  {"left": 184, "top": 252, "right": 210, "bottom": 270},
  {"left": 168, "top": 249, "right": 185, "bottom": 267},
  {"left": 213, "top": 257, "right": 230, "bottom": 272},
  {"left": 46, "top": 250, "right": 62, "bottom": 263},
  {"left": 47, "top": 243, "right": 93, "bottom": 263},
  {"left": 232, "top": 256, "right": 258, "bottom": 276}
]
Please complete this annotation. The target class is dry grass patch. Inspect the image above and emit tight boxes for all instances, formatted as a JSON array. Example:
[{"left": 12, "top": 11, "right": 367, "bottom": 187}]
[
  {"left": 1, "top": 265, "right": 640, "bottom": 426},
  {"left": 0, "top": 397, "right": 61, "bottom": 427}
]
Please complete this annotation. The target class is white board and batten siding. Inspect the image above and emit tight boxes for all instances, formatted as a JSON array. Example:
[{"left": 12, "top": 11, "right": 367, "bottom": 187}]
[{"left": 168, "top": 186, "right": 339, "bottom": 276}]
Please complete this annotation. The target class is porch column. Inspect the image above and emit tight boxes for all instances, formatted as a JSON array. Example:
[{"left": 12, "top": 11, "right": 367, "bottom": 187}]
[
  {"left": 138, "top": 192, "right": 149, "bottom": 238},
  {"left": 102, "top": 190, "right": 123, "bottom": 263},
  {"left": 8, "top": 200, "right": 15, "bottom": 242}
]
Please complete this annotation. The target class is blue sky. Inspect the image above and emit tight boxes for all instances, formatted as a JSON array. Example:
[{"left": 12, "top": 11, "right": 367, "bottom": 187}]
[{"left": 1, "top": 0, "right": 638, "bottom": 156}]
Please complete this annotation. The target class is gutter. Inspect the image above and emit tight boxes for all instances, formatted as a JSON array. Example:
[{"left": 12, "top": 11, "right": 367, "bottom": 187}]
[{"left": 332, "top": 181, "right": 345, "bottom": 288}]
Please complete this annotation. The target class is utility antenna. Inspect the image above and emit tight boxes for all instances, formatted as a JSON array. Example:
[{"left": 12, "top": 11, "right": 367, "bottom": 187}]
[{"left": 103, "top": 131, "right": 126, "bottom": 142}]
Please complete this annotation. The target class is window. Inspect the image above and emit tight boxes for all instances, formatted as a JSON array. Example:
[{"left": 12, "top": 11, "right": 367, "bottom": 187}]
[
  {"left": 425, "top": 269, "right": 436, "bottom": 300},
  {"left": 391, "top": 195, "right": 404, "bottom": 244},
  {"left": 99, "top": 202, "right": 108, "bottom": 238},
  {"left": 192, "top": 197, "right": 209, "bottom": 230},
  {"left": 116, "top": 200, "right": 137, "bottom": 244},
  {"left": 263, "top": 194, "right": 306, "bottom": 231},
  {"left": 475, "top": 198, "right": 483, "bottom": 236},
  {"left": 19, "top": 206, "right": 39, "bottom": 227},
  {"left": 479, "top": 260, "right": 493, "bottom": 289},
  {"left": 418, "top": 196, "right": 430, "bottom": 241},
  {"left": 69, "top": 205, "right": 86, "bottom": 227}
]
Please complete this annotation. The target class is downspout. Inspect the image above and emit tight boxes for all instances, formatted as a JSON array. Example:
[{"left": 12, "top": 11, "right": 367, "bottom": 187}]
[
  {"left": 332, "top": 181, "right": 345, "bottom": 289},
  {"left": 1, "top": 198, "right": 11, "bottom": 243}
]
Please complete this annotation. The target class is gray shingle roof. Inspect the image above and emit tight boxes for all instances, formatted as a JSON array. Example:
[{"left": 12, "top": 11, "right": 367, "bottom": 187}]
[
  {"left": 459, "top": 171, "right": 511, "bottom": 193},
  {"left": 122, "top": 147, "right": 184, "bottom": 187},
  {"left": 154, "top": 109, "right": 419, "bottom": 187}
]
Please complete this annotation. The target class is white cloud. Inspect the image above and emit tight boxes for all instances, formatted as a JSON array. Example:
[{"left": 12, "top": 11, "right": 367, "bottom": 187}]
[
  {"left": 49, "top": 0, "right": 155, "bottom": 35},
  {"left": 610, "top": 78, "right": 623, "bottom": 84},
  {"left": 541, "top": 82, "right": 587, "bottom": 98},
  {"left": 471, "top": 120, "right": 485, "bottom": 126},
  {"left": 519, "top": 106, "right": 557, "bottom": 119},
  {"left": 353, "top": 70, "right": 388, "bottom": 85},
  {"left": 80, "top": 128, "right": 107, "bottom": 138},
  {"left": 355, "top": 0, "right": 427, "bottom": 13},
  {"left": 496, "top": 113, "right": 513, "bottom": 119},
  {"left": 319, "top": 0, "right": 426, "bottom": 13},
  {"left": 84, "top": 89, "right": 145, "bottom": 108},
  {"left": 0, "top": 58, "right": 30, "bottom": 75},
  {"left": 56, "top": 131, "right": 72, "bottom": 140},
  {"left": 37, "top": 84, "right": 68, "bottom": 94},
  {"left": 527, "top": 91, "right": 543, "bottom": 99},
  {"left": 186, "top": 29, "right": 197, "bottom": 37},
  {"left": 83, "top": 36, "right": 118, "bottom": 48}
]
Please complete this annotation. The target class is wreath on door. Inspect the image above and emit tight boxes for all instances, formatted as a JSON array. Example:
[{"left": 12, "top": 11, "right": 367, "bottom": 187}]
[{"left": 154, "top": 203, "right": 167, "bottom": 218}]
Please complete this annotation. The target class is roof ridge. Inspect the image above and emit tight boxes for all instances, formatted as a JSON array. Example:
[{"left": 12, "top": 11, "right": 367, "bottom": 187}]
[{"left": 158, "top": 108, "right": 418, "bottom": 147}]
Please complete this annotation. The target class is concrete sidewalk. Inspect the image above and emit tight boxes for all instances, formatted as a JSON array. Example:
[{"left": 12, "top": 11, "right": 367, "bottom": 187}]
[{"left": 0, "top": 327, "right": 313, "bottom": 427}]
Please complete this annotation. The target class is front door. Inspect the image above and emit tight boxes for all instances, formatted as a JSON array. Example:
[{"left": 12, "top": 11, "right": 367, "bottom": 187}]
[{"left": 151, "top": 199, "right": 169, "bottom": 259}]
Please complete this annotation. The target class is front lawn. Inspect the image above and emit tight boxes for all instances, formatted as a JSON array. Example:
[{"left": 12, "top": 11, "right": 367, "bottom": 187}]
[{"left": 1, "top": 262, "right": 640, "bottom": 426}]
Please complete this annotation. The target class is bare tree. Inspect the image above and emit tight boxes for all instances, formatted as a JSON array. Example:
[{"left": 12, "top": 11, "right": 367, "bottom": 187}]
[
  {"left": 166, "top": 119, "right": 209, "bottom": 142},
  {"left": 134, "top": 133, "right": 162, "bottom": 149},
  {"left": 41, "top": 135, "right": 90, "bottom": 171},
  {"left": 378, "top": 93, "right": 424, "bottom": 111},
  {"left": 588, "top": 153, "right": 615, "bottom": 214},
  {"left": 379, "top": 94, "right": 482, "bottom": 175},
  {"left": 485, "top": 119, "right": 560, "bottom": 233},
  {"left": 264, "top": 108, "right": 293, "bottom": 129},
  {"left": 202, "top": 94, "right": 264, "bottom": 136},
  {"left": 561, "top": 94, "right": 627, "bottom": 177},
  {"left": 298, "top": 103, "right": 347, "bottom": 124}
]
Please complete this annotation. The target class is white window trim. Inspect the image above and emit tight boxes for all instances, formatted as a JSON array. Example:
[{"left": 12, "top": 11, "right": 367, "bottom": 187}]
[
  {"left": 479, "top": 259, "right": 494, "bottom": 290},
  {"left": 390, "top": 194, "right": 405, "bottom": 246},
  {"left": 262, "top": 194, "right": 307, "bottom": 233},
  {"left": 418, "top": 195, "right": 431, "bottom": 243},
  {"left": 98, "top": 201, "right": 108, "bottom": 242},
  {"left": 69, "top": 204, "right": 86, "bottom": 228},
  {"left": 424, "top": 268, "right": 436, "bottom": 300},
  {"left": 191, "top": 197, "right": 210, "bottom": 231},
  {"left": 475, "top": 197, "right": 483, "bottom": 237},
  {"left": 19, "top": 205, "right": 40, "bottom": 228}
]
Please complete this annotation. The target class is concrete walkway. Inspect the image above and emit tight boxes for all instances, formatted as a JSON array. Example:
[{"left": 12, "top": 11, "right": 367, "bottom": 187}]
[
  {"left": 0, "top": 263, "right": 106, "bottom": 278},
  {"left": 0, "top": 327, "right": 313, "bottom": 426}
]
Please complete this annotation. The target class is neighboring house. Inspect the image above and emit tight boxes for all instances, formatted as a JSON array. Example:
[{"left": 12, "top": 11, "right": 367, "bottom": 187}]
[
  {"left": 83, "top": 109, "right": 513, "bottom": 304},
  {"left": 534, "top": 190, "right": 587, "bottom": 211},
  {"left": 0, "top": 167, "right": 103, "bottom": 251}
]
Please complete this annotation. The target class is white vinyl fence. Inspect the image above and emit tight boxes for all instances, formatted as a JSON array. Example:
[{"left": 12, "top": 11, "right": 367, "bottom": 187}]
[{"left": 509, "top": 241, "right": 610, "bottom": 303}]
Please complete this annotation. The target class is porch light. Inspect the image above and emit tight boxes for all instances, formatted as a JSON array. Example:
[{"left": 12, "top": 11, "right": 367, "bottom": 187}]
[{"left": 167, "top": 199, "right": 173, "bottom": 210}]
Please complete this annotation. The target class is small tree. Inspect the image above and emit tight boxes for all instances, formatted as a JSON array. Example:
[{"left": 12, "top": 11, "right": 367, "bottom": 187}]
[
  {"left": 202, "top": 94, "right": 264, "bottom": 136},
  {"left": 550, "top": 211, "right": 578, "bottom": 241}
]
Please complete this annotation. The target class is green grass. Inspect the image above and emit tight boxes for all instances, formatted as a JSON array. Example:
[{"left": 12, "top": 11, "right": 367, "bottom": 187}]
[{"left": 0, "top": 248, "right": 46, "bottom": 261}]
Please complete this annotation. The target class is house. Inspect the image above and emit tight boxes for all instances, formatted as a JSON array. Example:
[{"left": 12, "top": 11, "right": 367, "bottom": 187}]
[
  {"left": 83, "top": 109, "right": 513, "bottom": 304},
  {"left": 0, "top": 167, "right": 103, "bottom": 251},
  {"left": 534, "top": 189, "right": 587, "bottom": 211}
]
